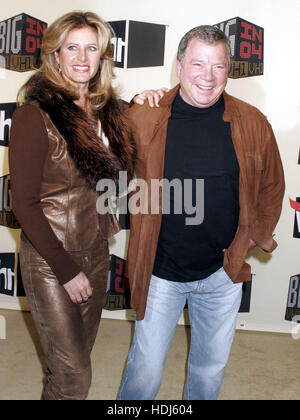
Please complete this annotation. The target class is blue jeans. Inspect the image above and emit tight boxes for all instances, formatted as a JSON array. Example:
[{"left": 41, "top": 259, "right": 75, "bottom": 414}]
[{"left": 118, "top": 267, "right": 242, "bottom": 400}]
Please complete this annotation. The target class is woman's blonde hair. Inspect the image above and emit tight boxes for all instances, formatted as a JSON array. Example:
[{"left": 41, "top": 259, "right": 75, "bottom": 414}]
[{"left": 18, "top": 11, "right": 116, "bottom": 110}]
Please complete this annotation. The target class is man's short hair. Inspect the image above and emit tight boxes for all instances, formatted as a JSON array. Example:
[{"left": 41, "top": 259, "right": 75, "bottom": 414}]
[{"left": 177, "top": 25, "right": 232, "bottom": 66}]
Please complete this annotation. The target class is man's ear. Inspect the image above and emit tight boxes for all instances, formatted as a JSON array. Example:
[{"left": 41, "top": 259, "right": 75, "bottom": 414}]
[{"left": 175, "top": 59, "right": 182, "bottom": 79}]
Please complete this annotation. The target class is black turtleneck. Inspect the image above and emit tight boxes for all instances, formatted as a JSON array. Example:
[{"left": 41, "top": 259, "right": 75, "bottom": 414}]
[{"left": 152, "top": 92, "right": 240, "bottom": 282}]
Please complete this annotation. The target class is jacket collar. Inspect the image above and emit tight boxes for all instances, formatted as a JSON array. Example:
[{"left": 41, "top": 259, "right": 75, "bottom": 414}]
[
  {"left": 159, "top": 84, "right": 241, "bottom": 121},
  {"left": 223, "top": 91, "right": 242, "bottom": 120},
  {"left": 159, "top": 84, "right": 180, "bottom": 108},
  {"left": 26, "top": 74, "right": 136, "bottom": 189}
]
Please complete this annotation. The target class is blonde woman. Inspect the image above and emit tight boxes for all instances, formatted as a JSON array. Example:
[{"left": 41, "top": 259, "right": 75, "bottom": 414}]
[{"left": 9, "top": 11, "right": 136, "bottom": 400}]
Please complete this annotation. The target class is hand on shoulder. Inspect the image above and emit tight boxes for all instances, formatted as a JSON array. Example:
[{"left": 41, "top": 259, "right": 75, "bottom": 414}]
[{"left": 133, "top": 88, "right": 169, "bottom": 107}]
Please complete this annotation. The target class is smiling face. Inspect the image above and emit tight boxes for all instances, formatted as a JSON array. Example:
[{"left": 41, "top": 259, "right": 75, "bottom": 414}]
[
  {"left": 176, "top": 38, "right": 229, "bottom": 108},
  {"left": 55, "top": 26, "right": 101, "bottom": 95}
]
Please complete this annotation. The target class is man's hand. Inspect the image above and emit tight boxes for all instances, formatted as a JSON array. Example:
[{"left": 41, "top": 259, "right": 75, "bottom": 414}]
[
  {"left": 63, "top": 271, "right": 93, "bottom": 304},
  {"left": 134, "top": 88, "right": 169, "bottom": 107}
]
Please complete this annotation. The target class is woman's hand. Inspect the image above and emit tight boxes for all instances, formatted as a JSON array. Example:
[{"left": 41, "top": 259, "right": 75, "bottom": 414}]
[
  {"left": 63, "top": 271, "right": 93, "bottom": 304},
  {"left": 133, "top": 88, "right": 169, "bottom": 107},
  {"left": 248, "top": 239, "right": 257, "bottom": 250}
]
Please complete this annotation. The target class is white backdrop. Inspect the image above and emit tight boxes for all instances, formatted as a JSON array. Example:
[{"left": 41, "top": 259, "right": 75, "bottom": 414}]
[{"left": 0, "top": 0, "right": 299, "bottom": 333}]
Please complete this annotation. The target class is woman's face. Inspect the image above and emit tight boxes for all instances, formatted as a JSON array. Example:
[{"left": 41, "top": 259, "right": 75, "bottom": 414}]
[{"left": 55, "top": 26, "right": 101, "bottom": 93}]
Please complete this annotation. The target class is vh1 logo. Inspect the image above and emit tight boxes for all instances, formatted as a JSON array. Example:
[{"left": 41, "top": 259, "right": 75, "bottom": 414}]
[
  {"left": 215, "top": 17, "right": 264, "bottom": 79},
  {"left": 0, "top": 102, "right": 16, "bottom": 147},
  {"left": 286, "top": 274, "right": 300, "bottom": 321},
  {"left": 0, "top": 174, "right": 20, "bottom": 229},
  {"left": 108, "top": 20, "right": 166, "bottom": 68},
  {"left": 290, "top": 198, "right": 300, "bottom": 239},
  {"left": 0, "top": 13, "right": 47, "bottom": 72},
  {"left": 105, "top": 254, "right": 130, "bottom": 310},
  {"left": 0, "top": 253, "right": 15, "bottom": 296},
  {"left": 0, "top": 253, "right": 24, "bottom": 298}
]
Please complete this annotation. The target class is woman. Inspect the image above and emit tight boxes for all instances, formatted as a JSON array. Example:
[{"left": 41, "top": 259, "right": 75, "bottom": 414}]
[{"left": 9, "top": 11, "right": 136, "bottom": 400}]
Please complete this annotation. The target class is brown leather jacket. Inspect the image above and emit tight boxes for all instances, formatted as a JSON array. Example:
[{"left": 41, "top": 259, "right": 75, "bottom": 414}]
[
  {"left": 10, "top": 101, "right": 120, "bottom": 284},
  {"left": 126, "top": 85, "right": 285, "bottom": 320},
  {"left": 37, "top": 103, "right": 120, "bottom": 251}
]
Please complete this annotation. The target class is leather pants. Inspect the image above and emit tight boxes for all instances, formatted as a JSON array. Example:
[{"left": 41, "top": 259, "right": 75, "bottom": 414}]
[{"left": 19, "top": 233, "right": 109, "bottom": 400}]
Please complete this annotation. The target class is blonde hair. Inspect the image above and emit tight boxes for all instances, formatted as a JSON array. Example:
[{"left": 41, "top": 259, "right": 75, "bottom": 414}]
[{"left": 18, "top": 11, "right": 116, "bottom": 110}]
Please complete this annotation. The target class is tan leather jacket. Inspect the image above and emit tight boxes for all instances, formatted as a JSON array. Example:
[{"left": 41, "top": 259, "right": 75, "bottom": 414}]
[
  {"left": 126, "top": 85, "right": 285, "bottom": 320},
  {"left": 37, "top": 103, "right": 120, "bottom": 251}
]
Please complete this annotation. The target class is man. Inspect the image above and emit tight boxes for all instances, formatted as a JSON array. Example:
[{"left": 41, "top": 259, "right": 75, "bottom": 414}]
[{"left": 118, "top": 25, "right": 285, "bottom": 400}]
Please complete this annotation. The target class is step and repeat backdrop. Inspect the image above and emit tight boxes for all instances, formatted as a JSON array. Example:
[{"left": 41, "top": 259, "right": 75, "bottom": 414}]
[{"left": 0, "top": 0, "right": 299, "bottom": 333}]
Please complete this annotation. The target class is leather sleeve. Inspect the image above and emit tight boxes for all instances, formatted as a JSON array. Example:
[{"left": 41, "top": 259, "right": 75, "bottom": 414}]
[{"left": 251, "top": 120, "right": 285, "bottom": 252}]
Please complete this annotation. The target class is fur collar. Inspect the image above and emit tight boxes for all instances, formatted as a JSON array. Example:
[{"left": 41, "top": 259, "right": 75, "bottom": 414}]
[{"left": 26, "top": 75, "right": 136, "bottom": 190}]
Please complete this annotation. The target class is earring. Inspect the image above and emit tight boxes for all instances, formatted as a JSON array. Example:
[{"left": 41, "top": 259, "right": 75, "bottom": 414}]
[{"left": 57, "top": 63, "right": 61, "bottom": 73}]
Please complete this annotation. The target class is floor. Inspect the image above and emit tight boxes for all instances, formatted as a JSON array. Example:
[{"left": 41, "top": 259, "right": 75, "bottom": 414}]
[{"left": 0, "top": 308, "right": 299, "bottom": 400}]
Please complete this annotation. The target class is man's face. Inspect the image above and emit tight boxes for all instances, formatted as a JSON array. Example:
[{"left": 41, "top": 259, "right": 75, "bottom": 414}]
[{"left": 176, "top": 38, "right": 229, "bottom": 108}]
